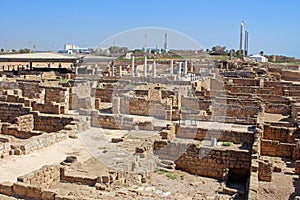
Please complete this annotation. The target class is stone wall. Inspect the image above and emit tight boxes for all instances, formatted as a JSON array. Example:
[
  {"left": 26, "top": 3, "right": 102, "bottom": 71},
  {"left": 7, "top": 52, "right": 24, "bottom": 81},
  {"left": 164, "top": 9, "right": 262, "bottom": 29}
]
[
  {"left": 69, "top": 81, "right": 94, "bottom": 110},
  {"left": 18, "top": 81, "right": 44, "bottom": 100},
  {"left": 0, "top": 102, "right": 31, "bottom": 123},
  {"left": 91, "top": 113, "right": 121, "bottom": 129},
  {"left": 119, "top": 97, "right": 167, "bottom": 119},
  {"left": 44, "top": 86, "right": 69, "bottom": 104},
  {"left": 91, "top": 112, "right": 136, "bottom": 130},
  {"left": 264, "top": 101, "right": 291, "bottom": 115},
  {"left": 33, "top": 113, "right": 73, "bottom": 133},
  {"left": 10, "top": 132, "right": 68, "bottom": 155},
  {"left": 15, "top": 114, "right": 34, "bottom": 131},
  {"left": 260, "top": 139, "right": 295, "bottom": 158},
  {"left": 94, "top": 88, "right": 113, "bottom": 103},
  {"left": 263, "top": 124, "right": 296, "bottom": 143},
  {"left": 0, "top": 137, "right": 11, "bottom": 157},
  {"left": 0, "top": 165, "right": 60, "bottom": 199},
  {"left": 176, "top": 127, "right": 254, "bottom": 144},
  {"left": 154, "top": 141, "right": 251, "bottom": 180},
  {"left": 1, "top": 122, "right": 40, "bottom": 139},
  {"left": 17, "top": 165, "right": 60, "bottom": 188}
]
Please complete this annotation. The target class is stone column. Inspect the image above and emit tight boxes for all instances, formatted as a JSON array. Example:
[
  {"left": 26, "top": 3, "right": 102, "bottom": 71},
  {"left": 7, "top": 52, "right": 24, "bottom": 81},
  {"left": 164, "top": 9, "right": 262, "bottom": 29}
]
[
  {"left": 177, "top": 62, "right": 182, "bottom": 81},
  {"left": 170, "top": 60, "right": 174, "bottom": 75},
  {"left": 190, "top": 61, "right": 193, "bottom": 72},
  {"left": 111, "top": 61, "right": 115, "bottom": 77},
  {"left": 144, "top": 56, "right": 147, "bottom": 78},
  {"left": 183, "top": 60, "right": 188, "bottom": 76},
  {"left": 119, "top": 65, "right": 122, "bottom": 77},
  {"left": 152, "top": 61, "right": 156, "bottom": 78},
  {"left": 259, "top": 78, "right": 264, "bottom": 88},
  {"left": 131, "top": 56, "right": 135, "bottom": 77}
]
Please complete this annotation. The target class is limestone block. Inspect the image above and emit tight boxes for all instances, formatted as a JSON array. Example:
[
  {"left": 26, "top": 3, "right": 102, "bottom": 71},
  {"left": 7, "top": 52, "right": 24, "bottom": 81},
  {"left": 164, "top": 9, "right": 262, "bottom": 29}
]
[
  {"left": 0, "top": 182, "right": 13, "bottom": 196},
  {"left": 258, "top": 160, "right": 273, "bottom": 182},
  {"left": 295, "top": 160, "right": 300, "bottom": 175}
]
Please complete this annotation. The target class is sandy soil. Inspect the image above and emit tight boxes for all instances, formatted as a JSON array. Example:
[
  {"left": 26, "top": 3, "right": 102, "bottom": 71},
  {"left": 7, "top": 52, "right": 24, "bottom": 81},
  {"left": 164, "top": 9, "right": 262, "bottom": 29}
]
[
  {"left": 258, "top": 156, "right": 300, "bottom": 200},
  {"left": 0, "top": 138, "right": 91, "bottom": 182}
]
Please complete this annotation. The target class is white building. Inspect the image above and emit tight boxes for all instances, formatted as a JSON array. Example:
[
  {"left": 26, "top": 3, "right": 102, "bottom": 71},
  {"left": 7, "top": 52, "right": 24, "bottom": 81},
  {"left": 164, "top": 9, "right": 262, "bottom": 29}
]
[
  {"left": 249, "top": 54, "right": 268, "bottom": 62},
  {"left": 64, "top": 44, "right": 80, "bottom": 50}
]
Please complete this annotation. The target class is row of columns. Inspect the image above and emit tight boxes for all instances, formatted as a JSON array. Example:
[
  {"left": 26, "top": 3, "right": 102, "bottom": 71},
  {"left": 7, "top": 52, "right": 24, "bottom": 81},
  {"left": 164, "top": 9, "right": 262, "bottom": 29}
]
[{"left": 110, "top": 56, "right": 194, "bottom": 80}]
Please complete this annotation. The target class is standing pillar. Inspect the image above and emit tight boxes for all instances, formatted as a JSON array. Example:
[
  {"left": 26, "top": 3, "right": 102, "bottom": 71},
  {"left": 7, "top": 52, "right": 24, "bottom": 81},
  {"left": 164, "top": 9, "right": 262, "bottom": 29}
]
[
  {"left": 29, "top": 62, "right": 33, "bottom": 70},
  {"left": 190, "top": 61, "right": 193, "bottom": 72},
  {"left": 183, "top": 60, "right": 188, "bottom": 76},
  {"left": 170, "top": 60, "right": 173, "bottom": 75},
  {"left": 177, "top": 62, "right": 182, "bottom": 81},
  {"left": 111, "top": 61, "right": 115, "bottom": 77},
  {"left": 152, "top": 61, "right": 156, "bottom": 78},
  {"left": 131, "top": 56, "right": 135, "bottom": 77},
  {"left": 144, "top": 56, "right": 147, "bottom": 78},
  {"left": 119, "top": 65, "right": 122, "bottom": 77}
]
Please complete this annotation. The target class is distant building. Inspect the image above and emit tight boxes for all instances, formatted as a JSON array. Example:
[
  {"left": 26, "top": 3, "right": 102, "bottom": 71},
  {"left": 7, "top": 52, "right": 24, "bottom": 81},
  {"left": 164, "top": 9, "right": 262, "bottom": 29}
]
[
  {"left": 249, "top": 54, "right": 268, "bottom": 62},
  {"left": 64, "top": 44, "right": 80, "bottom": 51}
]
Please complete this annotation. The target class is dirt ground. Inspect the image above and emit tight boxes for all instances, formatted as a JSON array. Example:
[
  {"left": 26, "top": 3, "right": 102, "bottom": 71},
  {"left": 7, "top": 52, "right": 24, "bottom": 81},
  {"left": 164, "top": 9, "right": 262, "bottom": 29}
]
[{"left": 258, "top": 156, "right": 300, "bottom": 200}]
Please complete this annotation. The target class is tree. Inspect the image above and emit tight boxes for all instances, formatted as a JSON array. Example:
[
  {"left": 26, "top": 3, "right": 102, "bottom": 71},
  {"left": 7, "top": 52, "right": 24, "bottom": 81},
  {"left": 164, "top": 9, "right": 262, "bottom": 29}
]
[
  {"left": 259, "top": 51, "right": 264, "bottom": 56},
  {"left": 19, "top": 48, "right": 31, "bottom": 54},
  {"left": 211, "top": 45, "right": 226, "bottom": 55},
  {"left": 229, "top": 49, "right": 236, "bottom": 56},
  {"left": 0, "top": 48, "right": 4, "bottom": 53},
  {"left": 11, "top": 49, "right": 17, "bottom": 53}
]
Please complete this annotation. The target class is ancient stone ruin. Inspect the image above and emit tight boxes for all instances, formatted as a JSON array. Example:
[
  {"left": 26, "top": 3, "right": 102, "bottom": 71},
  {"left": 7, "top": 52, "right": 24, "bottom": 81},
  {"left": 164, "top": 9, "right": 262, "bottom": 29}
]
[{"left": 0, "top": 54, "right": 299, "bottom": 199}]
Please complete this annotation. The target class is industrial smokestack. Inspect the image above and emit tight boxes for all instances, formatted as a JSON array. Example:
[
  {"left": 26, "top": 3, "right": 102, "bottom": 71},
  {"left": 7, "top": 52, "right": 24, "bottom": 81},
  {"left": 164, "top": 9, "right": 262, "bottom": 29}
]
[
  {"left": 240, "top": 21, "right": 245, "bottom": 55},
  {"left": 164, "top": 33, "right": 168, "bottom": 52},
  {"left": 245, "top": 31, "right": 249, "bottom": 56}
]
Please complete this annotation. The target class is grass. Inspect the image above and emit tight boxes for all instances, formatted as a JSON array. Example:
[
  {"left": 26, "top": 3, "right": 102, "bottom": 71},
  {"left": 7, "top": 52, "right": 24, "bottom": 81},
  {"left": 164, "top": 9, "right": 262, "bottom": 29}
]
[
  {"left": 155, "top": 168, "right": 177, "bottom": 180},
  {"left": 154, "top": 168, "right": 165, "bottom": 175},
  {"left": 222, "top": 141, "right": 232, "bottom": 147},
  {"left": 166, "top": 173, "right": 177, "bottom": 180},
  {"left": 60, "top": 79, "right": 69, "bottom": 83},
  {"left": 181, "top": 106, "right": 187, "bottom": 111},
  {"left": 124, "top": 84, "right": 134, "bottom": 90}
]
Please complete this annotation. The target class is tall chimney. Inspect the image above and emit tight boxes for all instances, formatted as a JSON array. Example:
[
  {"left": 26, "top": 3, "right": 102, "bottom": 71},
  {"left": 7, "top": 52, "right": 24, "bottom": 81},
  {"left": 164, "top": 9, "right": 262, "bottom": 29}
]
[
  {"left": 164, "top": 33, "right": 168, "bottom": 52},
  {"left": 240, "top": 21, "right": 245, "bottom": 55}
]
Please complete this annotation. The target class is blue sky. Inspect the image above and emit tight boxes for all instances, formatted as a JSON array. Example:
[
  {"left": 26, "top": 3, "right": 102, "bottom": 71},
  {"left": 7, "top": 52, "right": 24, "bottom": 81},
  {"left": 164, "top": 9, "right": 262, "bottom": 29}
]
[{"left": 1, "top": 0, "right": 300, "bottom": 57}]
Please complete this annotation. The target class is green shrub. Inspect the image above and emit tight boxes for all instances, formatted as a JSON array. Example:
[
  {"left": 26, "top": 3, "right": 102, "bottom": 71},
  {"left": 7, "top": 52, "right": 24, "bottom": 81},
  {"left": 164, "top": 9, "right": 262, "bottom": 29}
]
[
  {"left": 222, "top": 141, "right": 232, "bottom": 146},
  {"left": 166, "top": 173, "right": 177, "bottom": 180}
]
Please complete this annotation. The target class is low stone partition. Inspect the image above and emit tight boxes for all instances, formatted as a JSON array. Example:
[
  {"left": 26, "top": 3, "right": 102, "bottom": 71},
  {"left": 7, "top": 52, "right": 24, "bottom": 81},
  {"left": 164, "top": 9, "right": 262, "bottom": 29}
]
[
  {"left": 33, "top": 112, "right": 73, "bottom": 133},
  {"left": 93, "top": 88, "right": 113, "bottom": 103},
  {"left": 17, "top": 165, "right": 60, "bottom": 188},
  {"left": 91, "top": 112, "right": 121, "bottom": 129},
  {"left": 91, "top": 112, "right": 137, "bottom": 130},
  {"left": 176, "top": 127, "right": 254, "bottom": 144},
  {"left": 0, "top": 102, "right": 32, "bottom": 124},
  {"left": 118, "top": 96, "right": 167, "bottom": 119},
  {"left": 0, "top": 137, "right": 11, "bottom": 157},
  {"left": 153, "top": 141, "right": 251, "bottom": 181},
  {"left": 260, "top": 139, "right": 295, "bottom": 158},
  {"left": 32, "top": 101, "right": 67, "bottom": 115},
  {"left": 264, "top": 101, "right": 291, "bottom": 115},
  {"left": 0, "top": 165, "right": 60, "bottom": 199},
  {"left": 10, "top": 132, "right": 68, "bottom": 155},
  {"left": 1, "top": 123, "right": 41, "bottom": 139},
  {"left": 18, "top": 81, "right": 44, "bottom": 100},
  {"left": 263, "top": 124, "right": 296, "bottom": 143}
]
